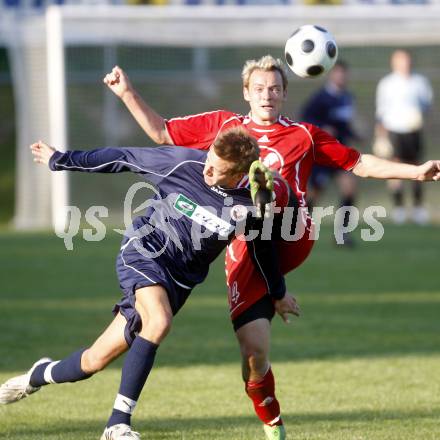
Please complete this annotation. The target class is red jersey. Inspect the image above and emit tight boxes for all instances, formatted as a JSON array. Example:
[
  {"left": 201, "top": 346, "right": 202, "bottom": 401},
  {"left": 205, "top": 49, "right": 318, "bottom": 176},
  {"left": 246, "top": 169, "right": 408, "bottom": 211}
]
[{"left": 166, "top": 110, "right": 361, "bottom": 207}]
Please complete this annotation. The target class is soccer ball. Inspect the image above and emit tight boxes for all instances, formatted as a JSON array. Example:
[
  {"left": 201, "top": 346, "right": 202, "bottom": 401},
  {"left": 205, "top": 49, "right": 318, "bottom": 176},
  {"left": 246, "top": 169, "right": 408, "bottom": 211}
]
[{"left": 284, "top": 24, "right": 338, "bottom": 78}]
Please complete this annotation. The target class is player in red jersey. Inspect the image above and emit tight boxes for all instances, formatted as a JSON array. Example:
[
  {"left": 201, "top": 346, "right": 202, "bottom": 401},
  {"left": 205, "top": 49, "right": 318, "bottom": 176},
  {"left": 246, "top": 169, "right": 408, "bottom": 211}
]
[{"left": 104, "top": 55, "right": 440, "bottom": 439}]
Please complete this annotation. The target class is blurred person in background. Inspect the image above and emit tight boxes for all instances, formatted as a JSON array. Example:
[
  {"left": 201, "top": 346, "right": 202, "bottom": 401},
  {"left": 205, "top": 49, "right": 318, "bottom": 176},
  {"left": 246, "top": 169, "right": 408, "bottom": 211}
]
[
  {"left": 375, "top": 49, "right": 433, "bottom": 225},
  {"left": 301, "top": 60, "right": 360, "bottom": 247}
]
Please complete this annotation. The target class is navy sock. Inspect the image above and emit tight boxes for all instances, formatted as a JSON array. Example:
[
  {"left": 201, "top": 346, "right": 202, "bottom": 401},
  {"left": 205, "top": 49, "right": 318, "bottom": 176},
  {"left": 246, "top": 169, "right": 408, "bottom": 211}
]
[
  {"left": 393, "top": 189, "right": 404, "bottom": 207},
  {"left": 107, "top": 336, "right": 158, "bottom": 428},
  {"left": 30, "top": 349, "right": 91, "bottom": 387},
  {"left": 413, "top": 181, "right": 423, "bottom": 205},
  {"left": 340, "top": 196, "right": 355, "bottom": 228}
]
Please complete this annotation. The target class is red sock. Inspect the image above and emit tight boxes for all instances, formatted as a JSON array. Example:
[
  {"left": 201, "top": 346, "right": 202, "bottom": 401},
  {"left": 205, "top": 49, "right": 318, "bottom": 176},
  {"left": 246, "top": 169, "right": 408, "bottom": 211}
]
[{"left": 245, "top": 367, "right": 282, "bottom": 426}]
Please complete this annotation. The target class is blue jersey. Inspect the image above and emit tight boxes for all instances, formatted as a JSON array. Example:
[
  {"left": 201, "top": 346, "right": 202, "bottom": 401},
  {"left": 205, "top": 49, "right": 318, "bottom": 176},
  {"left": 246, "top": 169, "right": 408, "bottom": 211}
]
[
  {"left": 301, "top": 85, "right": 357, "bottom": 145},
  {"left": 49, "top": 146, "right": 289, "bottom": 299}
]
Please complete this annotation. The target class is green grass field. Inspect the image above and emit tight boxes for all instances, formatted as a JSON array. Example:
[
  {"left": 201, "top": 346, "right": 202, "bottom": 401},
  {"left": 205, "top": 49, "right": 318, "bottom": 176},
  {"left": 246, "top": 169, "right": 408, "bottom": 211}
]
[{"left": 0, "top": 225, "right": 439, "bottom": 439}]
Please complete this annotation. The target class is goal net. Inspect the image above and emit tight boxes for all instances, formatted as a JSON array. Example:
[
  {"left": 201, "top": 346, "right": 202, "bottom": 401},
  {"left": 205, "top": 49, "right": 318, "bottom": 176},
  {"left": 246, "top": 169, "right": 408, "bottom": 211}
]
[{"left": 6, "top": 4, "right": 440, "bottom": 231}]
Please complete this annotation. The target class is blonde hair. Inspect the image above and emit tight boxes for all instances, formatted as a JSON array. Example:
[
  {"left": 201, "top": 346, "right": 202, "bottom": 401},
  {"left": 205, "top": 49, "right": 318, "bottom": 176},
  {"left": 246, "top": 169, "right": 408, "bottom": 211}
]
[
  {"left": 213, "top": 127, "right": 260, "bottom": 174},
  {"left": 242, "top": 55, "right": 288, "bottom": 90}
]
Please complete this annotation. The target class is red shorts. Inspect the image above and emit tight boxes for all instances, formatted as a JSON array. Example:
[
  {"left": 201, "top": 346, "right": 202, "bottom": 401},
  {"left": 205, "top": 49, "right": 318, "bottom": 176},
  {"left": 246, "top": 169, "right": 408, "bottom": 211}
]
[{"left": 226, "top": 213, "right": 315, "bottom": 321}]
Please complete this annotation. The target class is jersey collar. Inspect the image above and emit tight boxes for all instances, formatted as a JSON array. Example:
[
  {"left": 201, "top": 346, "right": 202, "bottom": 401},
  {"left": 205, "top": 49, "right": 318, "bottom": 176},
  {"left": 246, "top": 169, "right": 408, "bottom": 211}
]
[
  {"left": 245, "top": 112, "right": 283, "bottom": 129},
  {"left": 216, "top": 174, "right": 249, "bottom": 191}
]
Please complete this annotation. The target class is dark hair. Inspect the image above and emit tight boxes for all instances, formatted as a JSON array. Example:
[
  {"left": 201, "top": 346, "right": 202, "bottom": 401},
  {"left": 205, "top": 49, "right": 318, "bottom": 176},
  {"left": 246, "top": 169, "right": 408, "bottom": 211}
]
[
  {"left": 213, "top": 127, "right": 260, "bottom": 174},
  {"left": 334, "top": 60, "right": 349, "bottom": 70}
]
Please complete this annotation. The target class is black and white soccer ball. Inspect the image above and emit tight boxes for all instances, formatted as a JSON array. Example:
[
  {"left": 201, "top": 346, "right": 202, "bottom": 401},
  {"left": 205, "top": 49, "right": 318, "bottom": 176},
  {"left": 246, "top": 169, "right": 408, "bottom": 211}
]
[{"left": 284, "top": 24, "right": 338, "bottom": 79}]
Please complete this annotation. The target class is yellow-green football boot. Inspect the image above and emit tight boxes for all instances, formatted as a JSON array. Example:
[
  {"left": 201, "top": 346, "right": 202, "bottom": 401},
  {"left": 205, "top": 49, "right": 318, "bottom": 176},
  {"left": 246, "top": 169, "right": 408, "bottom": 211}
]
[{"left": 263, "top": 424, "right": 286, "bottom": 440}]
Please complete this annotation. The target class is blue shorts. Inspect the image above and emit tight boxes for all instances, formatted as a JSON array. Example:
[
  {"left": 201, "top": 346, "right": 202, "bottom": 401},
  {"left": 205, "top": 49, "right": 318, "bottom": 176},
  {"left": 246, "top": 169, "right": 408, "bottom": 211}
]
[
  {"left": 114, "top": 236, "right": 193, "bottom": 345},
  {"left": 310, "top": 165, "right": 339, "bottom": 190}
]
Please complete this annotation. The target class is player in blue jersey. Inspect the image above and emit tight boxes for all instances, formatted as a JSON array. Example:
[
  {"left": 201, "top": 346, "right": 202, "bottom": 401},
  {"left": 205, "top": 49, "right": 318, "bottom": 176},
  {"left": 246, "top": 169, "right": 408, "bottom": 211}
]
[
  {"left": 301, "top": 61, "right": 359, "bottom": 246},
  {"left": 0, "top": 127, "right": 300, "bottom": 440}
]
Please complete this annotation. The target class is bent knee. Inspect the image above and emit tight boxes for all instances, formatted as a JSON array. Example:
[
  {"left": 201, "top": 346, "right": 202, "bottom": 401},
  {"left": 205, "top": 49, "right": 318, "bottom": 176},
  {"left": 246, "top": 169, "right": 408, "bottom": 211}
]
[
  {"left": 242, "top": 347, "right": 269, "bottom": 375},
  {"left": 139, "top": 312, "right": 173, "bottom": 343},
  {"left": 242, "top": 344, "right": 267, "bottom": 362},
  {"left": 151, "top": 313, "right": 173, "bottom": 335},
  {"left": 81, "top": 349, "right": 110, "bottom": 374}
]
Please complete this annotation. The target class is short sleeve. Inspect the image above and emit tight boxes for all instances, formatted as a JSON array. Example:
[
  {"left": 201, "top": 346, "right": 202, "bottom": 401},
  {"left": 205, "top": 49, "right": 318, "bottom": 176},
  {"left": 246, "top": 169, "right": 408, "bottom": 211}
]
[
  {"left": 309, "top": 124, "right": 361, "bottom": 170},
  {"left": 166, "top": 110, "right": 236, "bottom": 150}
]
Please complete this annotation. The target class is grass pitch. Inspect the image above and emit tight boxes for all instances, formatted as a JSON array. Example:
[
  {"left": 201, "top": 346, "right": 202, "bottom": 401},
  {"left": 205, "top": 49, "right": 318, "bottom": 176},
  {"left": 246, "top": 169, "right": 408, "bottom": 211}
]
[{"left": 0, "top": 225, "right": 439, "bottom": 439}]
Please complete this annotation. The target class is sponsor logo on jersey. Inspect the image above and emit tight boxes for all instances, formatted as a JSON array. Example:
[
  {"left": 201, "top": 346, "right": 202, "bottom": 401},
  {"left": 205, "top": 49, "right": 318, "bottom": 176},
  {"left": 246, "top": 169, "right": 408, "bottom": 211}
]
[
  {"left": 258, "top": 134, "right": 270, "bottom": 143},
  {"left": 174, "top": 194, "right": 233, "bottom": 236},
  {"left": 210, "top": 186, "right": 228, "bottom": 197},
  {"left": 174, "top": 195, "right": 197, "bottom": 216}
]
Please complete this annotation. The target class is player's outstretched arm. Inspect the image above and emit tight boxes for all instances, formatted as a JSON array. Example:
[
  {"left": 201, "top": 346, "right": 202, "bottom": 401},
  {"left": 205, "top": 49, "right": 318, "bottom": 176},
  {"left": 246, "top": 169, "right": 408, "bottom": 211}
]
[
  {"left": 352, "top": 154, "right": 440, "bottom": 181},
  {"left": 30, "top": 140, "right": 141, "bottom": 174},
  {"left": 30, "top": 141, "right": 56, "bottom": 166},
  {"left": 274, "top": 293, "right": 300, "bottom": 324},
  {"left": 30, "top": 142, "right": 185, "bottom": 178},
  {"left": 103, "top": 65, "right": 173, "bottom": 145}
]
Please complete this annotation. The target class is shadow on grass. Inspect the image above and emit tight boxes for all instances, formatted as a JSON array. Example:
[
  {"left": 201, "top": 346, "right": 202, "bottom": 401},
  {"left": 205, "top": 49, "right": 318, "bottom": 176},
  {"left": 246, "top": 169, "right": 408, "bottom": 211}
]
[
  {"left": 0, "top": 227, "right": 439, "bottom": 370},
  {"left": 2, "top": 408, "right": 440, "bottom": 439},
  {"left": 1, "top": 291, "right": 439, "bottom": 371}
]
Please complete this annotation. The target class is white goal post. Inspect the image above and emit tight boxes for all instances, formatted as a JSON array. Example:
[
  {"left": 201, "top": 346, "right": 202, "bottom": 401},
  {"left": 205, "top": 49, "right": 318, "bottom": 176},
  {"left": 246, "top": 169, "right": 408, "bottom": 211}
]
[{"left": 5, "top": 4, "right": 440, "bottom": 231}]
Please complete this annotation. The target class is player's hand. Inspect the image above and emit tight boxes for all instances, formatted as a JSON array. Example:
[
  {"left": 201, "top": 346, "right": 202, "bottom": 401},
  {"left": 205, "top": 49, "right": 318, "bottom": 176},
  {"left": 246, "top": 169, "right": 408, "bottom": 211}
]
[
  {"left": 103, "top": 65, "right": 133, "bottom": 100},
  {"left": 249, "top": 160, "right": 274, "bottom": 218},
  {"left": 30, "top": 141, "right": 56, "bottom": 166},
  {"left": 416, "top": 160, "right": 440, "bottom": 181},
  {"left": 274, "top": 292, "right": 300, "bottom": 324}
]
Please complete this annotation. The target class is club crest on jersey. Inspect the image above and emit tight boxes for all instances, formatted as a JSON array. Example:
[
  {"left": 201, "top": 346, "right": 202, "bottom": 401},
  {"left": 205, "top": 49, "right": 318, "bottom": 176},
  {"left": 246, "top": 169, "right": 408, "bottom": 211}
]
[
  {"left": 174, "top": 194, "right": 233, "bottom": 236},
  {"left": 262, "top": 151, "right": 283, "bottom": 170},
  {"left": 230, "top": 205, "right": 248, "bottom": 222}
]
